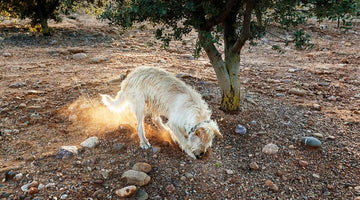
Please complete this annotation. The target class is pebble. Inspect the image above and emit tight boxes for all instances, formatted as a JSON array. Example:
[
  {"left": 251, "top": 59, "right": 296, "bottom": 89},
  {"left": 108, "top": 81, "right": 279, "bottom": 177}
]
[
  {"left": 288, "top": 88, "right": 307, "bottom": 96},
  {"left": 313, "top": 103, "right": 321, "bottom": 110},
  {"left": 27, "top": 187, "right": 39, "bottom": 195},
  {"left": 60, "top": 194, "right": 68, "bottom": 199},
  {"left": 112, "top": 143, "right": 125, "bottom": 152},
  {"left": 132, "top": 162, "right": 152, "bottom": 173},
  {"left": 301, "top": 137, "right": 321, "bottom": 148},
  {"left": 327, "top": 135, "right": 336, "bottom": 140},
  {"left": 152, "top": 146, "right": 161, "bottom": 153},
  {"left": 312, "top": 173, "right": 320, "bottom": 179},
  {"left": 5, "top": 170, "right": 15, "bottom": 181},
  {"left": 355, "top": 93, "right": 360, "bottom": 99},
  {"left": 9, "top": 82, "right": 26, "bottom": 88},
  {"left": 226, "top": 169, "right": 234, "bottom": 175},
  {"left": 121, "top": 170, "right": 151, "bottom": 186},
  {"left": 299, "top": 160, "right": 309, "bottom": 167},
  {"left": 276, "top": 93, "right": 285, "bottom": 97},
  {"left": 165, "top": 184, "right": 176, "bottom": 193},
  {"left": 312, "top": 133, "right": 324, "bottom": 138},
  {"left": 184, "top": 172, "right": 193, "bottom": 179},
  {"left": 3, "top": 52, "right": 12, "bottom": 57},
  {"left": 14, "top": 173, "right": 24, "bottom": 181},
  {"left": 28, "top": 181, "right": 39, "bottom": 188},
  {"left": 249, "top": 161, "right": 259, "bottom": 170},
  {"left": 318, "top": 82, "right": 329, "bottom": 86},
  {"left": 45, "top": 183, "right": 56, "bottom": 188},
  {"left": 262, "top": 143, "right": 279, "bottom": 154},
  {"left": 180, "top": 54, "right": 194, "bottom": 60},
  {"left": 80, "top": 137, "right": 99, "bottom": 148},
  {"left": 72, "top": 53, "right": 87, "bottom": 59},
  {"left": 235, "top": 124, "right": 247, "bottom": 134},
  {"left": 90, "top": 57, "right": 107, "bottom": 63},
  {"left": 50, "top": 40, "right": 57, "bottom": 45},
  {"left": 21, "top": 183, "right": 31, "bottom": 192},
  {"left": 265, "top": 180, "right": 279, "bottom": 192},
  {"left": 135, "top": 189, "right": 149, "bottom": 200},
  {"left": 115, "top": 185, "right": 137, "bottom": 198},
  {"left": 56, "top": 146, "right": 78, "bottom": 159},
  {"left": 100, "top": 169, "right": 112, "bottom": 179}
]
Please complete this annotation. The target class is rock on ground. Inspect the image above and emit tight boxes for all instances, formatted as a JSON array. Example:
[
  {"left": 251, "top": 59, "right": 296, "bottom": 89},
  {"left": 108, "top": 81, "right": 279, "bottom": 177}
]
[
  {"left": 132, "top": 162, "right": 152, "bottom": 173},
  {"left": 115, "top": 185, "right": 137, "bottom": 198},
  {"left": 121, "top": 170, "right": 151, "bottom": 186}
]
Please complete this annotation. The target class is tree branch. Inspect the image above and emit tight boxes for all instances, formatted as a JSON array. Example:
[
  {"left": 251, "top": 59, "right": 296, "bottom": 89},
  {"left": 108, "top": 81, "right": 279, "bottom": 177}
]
[
  {"left": 201, "top": 0, "right": 239, "bottom": 31},
  {"left": 198, "top": 32, "right": 224, "bottom": 65},
  {"left": 232, "top": 0, "right": 256, "bottom": 53}
]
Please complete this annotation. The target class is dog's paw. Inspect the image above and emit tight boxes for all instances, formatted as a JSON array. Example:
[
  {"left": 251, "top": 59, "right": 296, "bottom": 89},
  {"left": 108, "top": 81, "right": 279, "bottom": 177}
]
[{"left": 140, "top": 142, "right": 151, "bottom": 150}]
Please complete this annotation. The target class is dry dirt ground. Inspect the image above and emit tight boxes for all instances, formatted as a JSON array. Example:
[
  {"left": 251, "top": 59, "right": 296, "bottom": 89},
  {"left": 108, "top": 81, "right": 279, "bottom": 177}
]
[{"left": 0, "top": 15, "right": 359, "bottom": 200}]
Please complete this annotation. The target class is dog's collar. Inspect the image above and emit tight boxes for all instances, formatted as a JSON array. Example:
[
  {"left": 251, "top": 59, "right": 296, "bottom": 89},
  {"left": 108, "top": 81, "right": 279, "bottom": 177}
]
[{"left": 187, "top": 120, "right": 211, "bottom": 135}]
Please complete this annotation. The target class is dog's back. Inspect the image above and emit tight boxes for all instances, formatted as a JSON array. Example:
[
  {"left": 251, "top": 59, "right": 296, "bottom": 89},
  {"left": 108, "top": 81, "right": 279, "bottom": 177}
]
[{"left": 121, "top": 67, "right": 210, "bottom": 118}]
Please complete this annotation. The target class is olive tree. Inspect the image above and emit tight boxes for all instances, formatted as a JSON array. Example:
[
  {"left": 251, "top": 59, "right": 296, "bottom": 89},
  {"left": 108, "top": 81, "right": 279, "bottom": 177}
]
[{"left": 101, "top": 0, "right": 358, "bottom": 112}]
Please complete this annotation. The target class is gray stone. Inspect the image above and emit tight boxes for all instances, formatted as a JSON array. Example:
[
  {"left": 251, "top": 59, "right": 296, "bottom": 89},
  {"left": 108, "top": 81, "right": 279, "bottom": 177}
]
[
  {"left": 301, "top": 137, "right": 321, "bottom": 148},
  {"left": 135, "top": 189, "right": 149, "bottom": 200},
  {"left": 80, "top": 137, "right": 99, "bottom": 148},
  {"left": 9, "top": 82, "right": 26, "bottom": 88},
  {"left": 112, "top": 143, "right": 125, "bottom": 152},
  {"left": 3, "top": 52, "right": 12, "bottom": 57},
  {"left": 121, "top": 170, "right": 151, "bottom": 186},
  {"left": 312, "top": 133, "right": 324, "bottom": 138},
  {"left": 56, "top": 146, "right": 78, "bottom": 159},
  {"left": 14, "top": 173, "right": 23, "bottom": 181},
  {"left": 235, "top": 124, "right": 247, "bottom": 134},
  {"left": 21, "top": 183, "right": 31, "bottom": 192},
  {"left": 262, "top": 143, "right": 279, "bottom": 155},
  {"left": 90, "top": 57, "right": 106, "bottom": 64},
  {"left": 249, "top": 161, "right": 259, "bottom": 170},
  {"left": 132, "top": 162, "right": 152, "bottom": 173},
  {"left": 72, "top": 53, "right": 87, "bottom": 59},
  {"left": 180, "top": 54, "right": 194, "bottom": 60},
  {"left": 288, "top": 88, "right": 307, "bottom": 96},
  {"left": 152, "top": 146, "right": 161, "bottom": 153}
]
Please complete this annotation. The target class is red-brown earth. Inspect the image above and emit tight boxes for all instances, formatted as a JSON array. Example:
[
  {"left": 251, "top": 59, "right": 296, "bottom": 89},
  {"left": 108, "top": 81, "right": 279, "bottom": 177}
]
[{"left": 0, "top": 15, "right": 359, "bottom": 199}]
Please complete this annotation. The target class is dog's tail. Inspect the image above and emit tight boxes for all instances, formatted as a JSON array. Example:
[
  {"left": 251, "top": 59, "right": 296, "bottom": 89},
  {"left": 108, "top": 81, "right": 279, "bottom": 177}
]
[{"left": 100, "top": 92, "right": 128, "bottom": 113}]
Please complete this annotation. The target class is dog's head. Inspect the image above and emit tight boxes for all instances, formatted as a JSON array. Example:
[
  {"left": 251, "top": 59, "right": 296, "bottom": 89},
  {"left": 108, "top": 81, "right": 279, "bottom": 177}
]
[{"left": 187, "top": 120, "right": 223, "bottom": 159}]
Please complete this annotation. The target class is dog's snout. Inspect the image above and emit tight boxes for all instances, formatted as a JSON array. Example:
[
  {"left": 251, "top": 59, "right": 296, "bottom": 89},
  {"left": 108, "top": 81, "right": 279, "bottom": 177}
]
[{"left": 196, "top": 152, "right": 205, "bottom": 159}]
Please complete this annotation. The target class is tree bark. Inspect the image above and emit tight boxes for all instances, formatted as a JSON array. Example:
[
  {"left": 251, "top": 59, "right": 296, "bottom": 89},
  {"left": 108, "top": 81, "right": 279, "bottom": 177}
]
[
  {"left": 40, "top": 17, "right": 51, "bottom": 36},
  {"left": 198, "top": 0, "right": 256, "bottom": 112}
]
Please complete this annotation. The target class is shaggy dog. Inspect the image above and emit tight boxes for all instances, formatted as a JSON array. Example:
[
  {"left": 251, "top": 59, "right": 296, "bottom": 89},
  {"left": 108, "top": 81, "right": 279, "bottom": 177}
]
[{"left": 101, "top": 67, "right": 222, "bottom": 159}]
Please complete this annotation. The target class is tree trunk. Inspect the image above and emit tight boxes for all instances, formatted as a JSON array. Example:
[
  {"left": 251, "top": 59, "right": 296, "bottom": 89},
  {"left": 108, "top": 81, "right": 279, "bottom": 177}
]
[
  {"left": 40, "top": 17, "right": 51, "bottom": 36},
  {"left": 199, "top": 0, "right": 255, "bottom": 112}
]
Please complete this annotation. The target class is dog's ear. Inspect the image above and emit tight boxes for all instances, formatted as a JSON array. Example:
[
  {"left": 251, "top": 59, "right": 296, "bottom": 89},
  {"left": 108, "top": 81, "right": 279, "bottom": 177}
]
[
  {"left": 195, "top": 127, "right": 205, "bottom": 138},
  {"left": 214, "top": 128, "right": 223, "bottom": 139},
  {"left": 209, "top": 120, "right": 223, "bottom": 139}
]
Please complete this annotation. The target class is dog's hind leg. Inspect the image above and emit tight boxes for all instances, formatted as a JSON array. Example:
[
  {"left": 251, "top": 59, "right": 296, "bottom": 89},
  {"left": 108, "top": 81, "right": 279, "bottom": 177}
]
[{"left": 132, "top": 101, "right": 151, "bottom": 149}]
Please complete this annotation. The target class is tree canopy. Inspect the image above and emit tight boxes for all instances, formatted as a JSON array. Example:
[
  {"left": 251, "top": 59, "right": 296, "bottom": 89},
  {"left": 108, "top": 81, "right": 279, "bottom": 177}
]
[{"left": 101, "top": 0, "right": 358, "bottom": 112}]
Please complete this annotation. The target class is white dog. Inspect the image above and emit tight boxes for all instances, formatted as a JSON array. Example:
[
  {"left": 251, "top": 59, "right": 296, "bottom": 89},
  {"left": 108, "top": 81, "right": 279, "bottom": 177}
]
[{"left": 101, "top": 67, "right": 222, "bottom": 159}]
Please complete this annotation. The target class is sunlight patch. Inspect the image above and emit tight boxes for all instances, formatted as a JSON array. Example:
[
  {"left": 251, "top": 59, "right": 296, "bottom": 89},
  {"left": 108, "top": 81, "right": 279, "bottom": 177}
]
[
  {"left": 61, "top": 96, "right": 136, "bottom": 135},
  {"left": 60, "top": 96, "right": 174, "bottom": 145}
]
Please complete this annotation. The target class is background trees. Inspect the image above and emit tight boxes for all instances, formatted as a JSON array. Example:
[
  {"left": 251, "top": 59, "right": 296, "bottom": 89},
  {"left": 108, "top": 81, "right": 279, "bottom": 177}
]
[
  {"left": 0, "top": 0, "right": 105, "bottom": 35},
  {"left": 101, "top": 0, "right": 358, "bottom": 112}
]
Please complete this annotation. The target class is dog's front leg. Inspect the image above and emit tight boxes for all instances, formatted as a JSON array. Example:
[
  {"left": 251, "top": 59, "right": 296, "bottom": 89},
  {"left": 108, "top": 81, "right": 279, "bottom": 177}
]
[{"left": 167, "top": 123, "right": 196, "bottom": 159}]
